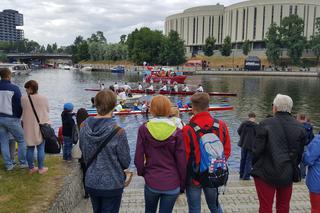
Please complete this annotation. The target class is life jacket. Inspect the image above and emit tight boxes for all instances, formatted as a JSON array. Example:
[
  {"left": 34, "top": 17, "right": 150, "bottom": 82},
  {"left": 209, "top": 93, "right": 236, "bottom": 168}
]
[{"left": 187, "top": 118, "right": 229, "bottom": 188}]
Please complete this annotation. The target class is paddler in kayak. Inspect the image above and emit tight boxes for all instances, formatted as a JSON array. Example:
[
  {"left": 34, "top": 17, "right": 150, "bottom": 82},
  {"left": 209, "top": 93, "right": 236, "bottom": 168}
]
[
  {"left": 159, "top": 84, "right": 167, "bottom": 91},
  {"left": 146, "top": 84, "right": 154, "bottom": 91},
  {"left": 182, "top": 84, "right": 190, "bottom": 92},
  {"left": 123, "top": 82, "right": 131, "bottom": 91},
  {"left": 138, "top": 82, "right": 143, "bottom": 90},
  {"left": 114, "top": 82, "right": 119, "bottom": 91},
  {"left": 173, "top": 82, "right": 178, "bottom": 92},
  {"left": 196, "top": 84, "right": 204, "bottom": 92},
  {"left": 118, "top": 88, "right": 127, "bottom": 99}
]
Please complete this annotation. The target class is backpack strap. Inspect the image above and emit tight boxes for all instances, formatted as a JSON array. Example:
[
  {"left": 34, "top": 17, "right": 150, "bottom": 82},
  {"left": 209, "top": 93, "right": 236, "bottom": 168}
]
[{"left": 189, "top": 118, "right": 221, "bottom": 140}]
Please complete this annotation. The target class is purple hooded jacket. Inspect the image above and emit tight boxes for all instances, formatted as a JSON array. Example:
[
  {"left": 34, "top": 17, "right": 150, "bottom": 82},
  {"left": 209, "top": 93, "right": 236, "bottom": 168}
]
[{"left": 134, "top": 118, "right": 187, "bottom": 191}]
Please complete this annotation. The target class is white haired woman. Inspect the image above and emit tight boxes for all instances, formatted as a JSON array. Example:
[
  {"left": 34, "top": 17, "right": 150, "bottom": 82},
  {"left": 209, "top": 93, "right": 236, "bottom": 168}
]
[{"left": 251, "top": 94, "right": 307, "bottom": 213}]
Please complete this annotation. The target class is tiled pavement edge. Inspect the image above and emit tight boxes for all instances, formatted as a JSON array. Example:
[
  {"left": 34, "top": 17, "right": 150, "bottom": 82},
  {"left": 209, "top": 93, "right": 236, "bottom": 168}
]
[{"left": 72, "top": 172, "right": 310, "bottom": 213}]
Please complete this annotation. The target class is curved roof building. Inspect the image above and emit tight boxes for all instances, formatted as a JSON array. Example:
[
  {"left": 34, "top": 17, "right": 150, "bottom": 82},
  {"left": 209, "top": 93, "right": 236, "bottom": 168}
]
[{"left": 165, "top": 0, "right": 320, "bottom": 53}]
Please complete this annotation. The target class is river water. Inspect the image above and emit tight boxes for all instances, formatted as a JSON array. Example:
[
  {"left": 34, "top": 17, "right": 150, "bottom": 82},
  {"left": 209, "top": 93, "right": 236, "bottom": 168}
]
[{"left": 12, "top": 69, "right": 320, "bottom": 171}]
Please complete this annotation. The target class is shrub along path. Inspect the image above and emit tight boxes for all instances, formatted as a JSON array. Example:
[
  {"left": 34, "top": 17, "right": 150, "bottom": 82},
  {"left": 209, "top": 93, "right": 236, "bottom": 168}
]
[{"left": 72, "top": 172, "right": 310, "bottom": 213}]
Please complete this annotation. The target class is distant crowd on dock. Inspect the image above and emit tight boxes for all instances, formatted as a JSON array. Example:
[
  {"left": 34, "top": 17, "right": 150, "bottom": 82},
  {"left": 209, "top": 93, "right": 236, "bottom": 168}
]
[{"left": 1, "top": 67, "right": 320, "bottom": 213}]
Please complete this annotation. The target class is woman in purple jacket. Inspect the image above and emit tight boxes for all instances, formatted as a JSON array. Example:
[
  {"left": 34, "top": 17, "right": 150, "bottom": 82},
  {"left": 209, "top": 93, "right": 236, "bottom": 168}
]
[{"left": 134, "top": 95, "right": 187, "bottom": 213}]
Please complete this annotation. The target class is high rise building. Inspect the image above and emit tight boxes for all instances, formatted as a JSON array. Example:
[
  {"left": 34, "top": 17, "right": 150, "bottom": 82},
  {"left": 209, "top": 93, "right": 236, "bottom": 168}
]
[{"left": 0, "top": 9, "right": 24, "bottom": 41}]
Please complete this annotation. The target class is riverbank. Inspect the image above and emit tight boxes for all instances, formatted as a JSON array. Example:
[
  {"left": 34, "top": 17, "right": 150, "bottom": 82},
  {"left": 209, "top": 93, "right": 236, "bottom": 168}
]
[
  {"left": 195, "top": 70, "right": 320, "bottom": 77},
  {"left": 0, "top": 156, "right": 68, "bottom": 213},
  {"left": 72, "top": 172, "right": 310, "bottom": 213}
]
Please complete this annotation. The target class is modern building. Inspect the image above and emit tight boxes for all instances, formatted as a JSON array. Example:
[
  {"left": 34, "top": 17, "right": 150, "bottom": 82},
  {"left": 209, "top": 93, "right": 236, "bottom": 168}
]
[
  {"left": 165, "top": 0, "right": 320, "bottom": 54},
  {"left": 0, "top": 9, "right": 24, "bottom": 41}
]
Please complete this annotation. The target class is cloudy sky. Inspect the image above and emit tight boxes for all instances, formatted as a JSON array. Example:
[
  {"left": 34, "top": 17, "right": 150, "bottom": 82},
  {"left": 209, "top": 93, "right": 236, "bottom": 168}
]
[{"left": 2, "top": 0, "right": 242, "bottom": 46}]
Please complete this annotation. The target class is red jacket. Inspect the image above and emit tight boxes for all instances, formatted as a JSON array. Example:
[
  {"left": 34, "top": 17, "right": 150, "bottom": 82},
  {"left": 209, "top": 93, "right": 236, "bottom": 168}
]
[{"left": 183, "top": 112, "right": 231, "bottom": 184}]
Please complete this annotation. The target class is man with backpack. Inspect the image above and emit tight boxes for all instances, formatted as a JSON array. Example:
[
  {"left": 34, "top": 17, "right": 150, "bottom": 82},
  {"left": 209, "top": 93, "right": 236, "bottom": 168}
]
[{"left": 183, "top": 92, "right": 231, "bottom": 213}]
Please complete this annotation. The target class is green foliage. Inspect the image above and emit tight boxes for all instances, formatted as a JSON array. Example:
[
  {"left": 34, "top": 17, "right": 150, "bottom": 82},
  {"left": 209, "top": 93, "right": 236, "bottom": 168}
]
[
  {"left": 0, "top": 52, "right": 7, "bottom": 62},
  {"left": 311, "top": 17, "right": 320, "bottom": 67},
  {"left": 104, "top": 43, "right": 128, "bottom": 61},
  {"left": 126, "top": 27, "right": 164, "bottom": 64},
  {"left": 280, "top": 14, "right": 306, "bottom": 65},
  {"left": 71, "top": 36, "right": 90, "bottom": 63},
  {"left": 88, "top": 31, "right": 107, "bottom": 43},
  {"left": 203, "top": 37, "right": 216, "bottom": 56},
  {"left": 120, "top": 35, "right": 127, "bottom": 44},
  {"left": 88, "top": 41, "right": 105, "bottom": 61},
  {"left": 159, "top": 31, "right": 185, "bottom": 65},
  {"left": 242, "top": 40, "right": 251, "bottom": 56},
  {"left": 265, "top": 23, "right": 282, "bottom": 65},
  {"left": 220, "top": 36, "right": 232, "bottom": 56},
  {"left": 46, "top": 44, "right": 53, "bottom": 53},
  {"left": 0, "top": 39, "right": 41, "bottom": 53}
]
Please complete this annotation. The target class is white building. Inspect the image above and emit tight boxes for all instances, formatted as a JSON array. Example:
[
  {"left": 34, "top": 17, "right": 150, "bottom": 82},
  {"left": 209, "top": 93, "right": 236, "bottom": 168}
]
[{"left": 165, "top": 0, "right": 320, "bottom": 54}]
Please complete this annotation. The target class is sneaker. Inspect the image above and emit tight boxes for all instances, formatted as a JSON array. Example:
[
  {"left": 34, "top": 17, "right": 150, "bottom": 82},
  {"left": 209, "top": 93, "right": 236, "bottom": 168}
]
[
  {"left": 6, "top": 165, "right": 15, "bottom": 171},
  {"left": 38, "top": 167, "right": 48, "bottom": 175},
  {"left": 19, "top": 164, "right": 29, "bottom": 169},
  {"left": 29, "top": 167, "right": 39, "bottom": 174}
]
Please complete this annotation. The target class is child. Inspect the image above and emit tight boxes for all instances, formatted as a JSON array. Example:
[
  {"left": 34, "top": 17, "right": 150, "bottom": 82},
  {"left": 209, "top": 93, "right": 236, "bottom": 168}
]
[
  {"left": 177, "top": 97, "right": 184, "bottom": 108},
  {"left": 61, "top": 102, "right": 75, "bottom": 161},
  {"left": 170, "top": 107, "right": 184, "bottom": 129}
]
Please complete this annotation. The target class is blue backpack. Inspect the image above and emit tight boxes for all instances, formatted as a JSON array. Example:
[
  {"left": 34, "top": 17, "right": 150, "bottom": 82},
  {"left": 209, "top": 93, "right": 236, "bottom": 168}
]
[{"left": 188, "top": 119, "right": 229, "bottom": 188}]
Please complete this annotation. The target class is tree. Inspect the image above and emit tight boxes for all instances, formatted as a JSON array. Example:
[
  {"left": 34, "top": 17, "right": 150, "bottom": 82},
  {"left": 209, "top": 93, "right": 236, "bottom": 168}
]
[
  {"left": 203, "top": 37, "right": 216, "bottom": 56},
  {"left": 265, "top": 23, "right": 282, "bottom": 65},
  {"left": 126, "top": 27, "right": 164, "bottom": 64},
  {"left": 88, "top": 41, "right": 105, "bottom": 61},
  {"left": 72, "top": 36, "right": 90, "bottom": 62},
  {"left": 242, "top": 40, "right": 251, "bottom": 56},
  {"left": 310, "top": 17, "right": 320, "bottom": 71},
  {"left": 0, "top": 52, "right": 7, "bottom": 62},
  {"left": 120, "top": 35, "right": 127, "bottom": 44},
  {"left": 88, "top": 31, "right": 107, "bottom": 43},
  {"left": 46, "top": 44, "right": 53, "bottom": 53},
  {"left": 159, "top": 31, "right": 185, "bottom": 65},
  {"left": 52, "top": 43, "right": 58, "bottom": 53},
  {"left": 279, "top": 14, "right": 306, "bottom": 65},
  {"left": 220, "top": 36, "right": 232, "bottom": 56},
  {"left": 104, "top": 43, "right": 128, "bottom": 61}
]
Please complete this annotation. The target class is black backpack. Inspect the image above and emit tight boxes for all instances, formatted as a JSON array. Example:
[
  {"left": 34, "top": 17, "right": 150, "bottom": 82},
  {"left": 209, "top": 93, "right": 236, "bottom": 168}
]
[{"left": 71, "top": 125, "right": 79, "bottom": 144}]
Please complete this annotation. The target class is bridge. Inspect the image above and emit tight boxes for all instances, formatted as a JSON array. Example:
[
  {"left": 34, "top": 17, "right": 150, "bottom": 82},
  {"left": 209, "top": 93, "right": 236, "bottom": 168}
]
[{"left": 6, "top": 53, "right": 72, "bottom": 65}]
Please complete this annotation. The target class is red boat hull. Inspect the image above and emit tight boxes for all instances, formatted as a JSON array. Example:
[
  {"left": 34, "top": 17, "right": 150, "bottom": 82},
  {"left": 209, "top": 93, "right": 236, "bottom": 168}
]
[
  {"left": 87, "top": 104, "right": 234, "bottom": 116},
  {"left": 129, "top": 90, "right": 237, "bottom": 97},
  {"left": 145, "top": 75, "right": 187, "bottom": 84}
]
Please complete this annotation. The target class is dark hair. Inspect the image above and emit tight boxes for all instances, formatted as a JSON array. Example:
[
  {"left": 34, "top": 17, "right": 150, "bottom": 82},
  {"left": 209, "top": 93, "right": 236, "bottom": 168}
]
[
  {"left": 76, "top": 108, "right": 89, "bottom": 128},
  {"left": 0, "top": 68, "right": 11, "bottom": 79},
  {"left": 91, "top": 97, "right": 95, "bottom": 106},
  {"left": 248, "top": 112, "right": 256, "bottom": 118},
  {"left": 109, "top": 85, "right": 115, "bottom": 92},
  {"left": 95, "top": 90, "right": 117, "bottom": 115},
  {"left": 24, "top": 80, "right": 39, "bottom": 94},
  {"left": 191, "top": 92, "right": 209, "bottom": 112}
]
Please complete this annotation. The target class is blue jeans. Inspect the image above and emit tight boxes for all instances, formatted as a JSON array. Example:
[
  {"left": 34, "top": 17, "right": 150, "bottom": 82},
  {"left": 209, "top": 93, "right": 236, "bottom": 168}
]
[
  {"left": 186, "top": 184, "right": 223, "bottom": 213},
  {"left": 0, "top": 117, "right": 26, "bottom": 169},
  {"left": 90, "top": 194, "right": 122, "bottom": 213},
  {"left": 144, "top": 185, "right": 180, "bottom": 213},
  {"left": 63, "top": 136, "right": 72, "bottom": 160},
  {"left": 27, "top": 142, "right": 45, "bottom": 170},
  {"left": 239, "top": 148, "right": 252, "bottom": 180}
]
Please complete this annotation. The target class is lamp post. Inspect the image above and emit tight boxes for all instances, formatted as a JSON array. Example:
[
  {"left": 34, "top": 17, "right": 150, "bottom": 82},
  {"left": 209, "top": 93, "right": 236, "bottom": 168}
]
[{"left": 232, "top": 49, "right": 235, "bottom": 70}]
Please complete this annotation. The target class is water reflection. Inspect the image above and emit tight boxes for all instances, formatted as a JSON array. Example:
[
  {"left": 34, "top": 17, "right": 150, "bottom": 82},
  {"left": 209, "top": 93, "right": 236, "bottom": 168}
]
[{"left": 11, "top": 69, "right": 320, "bottom": 171}]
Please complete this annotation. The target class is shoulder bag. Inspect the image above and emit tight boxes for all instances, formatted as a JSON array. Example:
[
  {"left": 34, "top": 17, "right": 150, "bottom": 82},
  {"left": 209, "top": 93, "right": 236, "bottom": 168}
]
[
  {"left": 277, "top": 117, "right": 301, "bottom": 183},
  {"left": 28, "top": 95, "right": 61, "bottom": 154}
]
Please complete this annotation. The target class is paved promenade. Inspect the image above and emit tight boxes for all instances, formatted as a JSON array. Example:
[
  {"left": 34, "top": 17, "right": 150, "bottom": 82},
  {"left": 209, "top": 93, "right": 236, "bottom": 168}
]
[
  {"left": 72, "top": 172, "right": 310, "bottom": 213},
  {"left": 195, "top": 70, "right": 319, "bottom": 77}
]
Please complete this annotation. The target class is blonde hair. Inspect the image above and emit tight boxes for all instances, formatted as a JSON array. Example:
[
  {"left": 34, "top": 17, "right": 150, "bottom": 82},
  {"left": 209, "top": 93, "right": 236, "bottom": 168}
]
[
  {"left": 170, "top": 107, "right": 180, "bottom": 117},
  {"left": 191, "top": 92, "right": 210, "bottom": 112},
  {"left": 150, "top": 95, "right": 172, "bottom": 117},
  {"left": 95, "top": 90, "right": 117, "bottom": 115}
]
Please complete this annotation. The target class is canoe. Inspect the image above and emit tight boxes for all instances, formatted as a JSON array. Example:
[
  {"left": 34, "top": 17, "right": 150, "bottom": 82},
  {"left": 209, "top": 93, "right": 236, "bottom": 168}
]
[
  {"left": 87, "top": 104, "right": 234, "bottom": 116},
  {"left": 131, "top": 90, "right": 237, "bottom": 97},
  {"left": 85, "top": 88, "right": 237, "bottom": 96}
]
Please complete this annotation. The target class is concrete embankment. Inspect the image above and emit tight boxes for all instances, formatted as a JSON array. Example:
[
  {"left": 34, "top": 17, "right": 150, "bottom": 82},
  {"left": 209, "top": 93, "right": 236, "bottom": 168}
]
[
  {"left": 71, "top": 172, "right": 310, "bottom": 213},
  {"left": 195, "top": 70, "right": 320, "bottom": 77}
]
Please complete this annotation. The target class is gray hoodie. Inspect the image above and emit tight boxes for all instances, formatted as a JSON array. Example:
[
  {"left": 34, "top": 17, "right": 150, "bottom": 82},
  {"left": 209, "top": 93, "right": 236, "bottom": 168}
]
[{"left": 80, "top": 117, "right": 130, "bottom": 191}]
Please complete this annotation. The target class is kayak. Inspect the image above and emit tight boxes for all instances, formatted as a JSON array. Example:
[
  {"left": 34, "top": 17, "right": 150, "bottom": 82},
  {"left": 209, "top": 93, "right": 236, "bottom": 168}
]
[
  {"left": 85, "top": 88, "right": 237, "bottom": 96},
  {"left": 117, "top": 94, "right": 143, "bottom": 103},
  {"left": 87, "top": 104, "right": 234, "bottom": 116},
  {"left": 145, "top": 75, "right": 187, "bottom": 84}
]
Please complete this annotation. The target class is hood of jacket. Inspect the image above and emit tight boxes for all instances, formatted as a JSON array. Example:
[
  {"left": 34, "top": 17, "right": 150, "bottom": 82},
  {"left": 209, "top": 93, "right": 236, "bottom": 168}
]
[
  {"left": 242, "top": 120, "right": 257, "bottom": 128},
  {"left": 146, "top": 117, "right": 177, "bottom": 141},
  {"left": 81, "top": 117, "right": 117, "bottom": 144}
]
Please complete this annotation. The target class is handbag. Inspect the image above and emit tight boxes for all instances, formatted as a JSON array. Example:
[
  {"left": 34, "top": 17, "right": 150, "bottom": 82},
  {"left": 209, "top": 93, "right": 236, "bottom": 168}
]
[
  {"left": 71, "top": 139, "right": 82, "bottom": 159},
  {"left": 277, "top": 117, "right": 301, "bottom": 183},
  {"left": 28, "top": 95, "right": 61, "bottom": 154}
]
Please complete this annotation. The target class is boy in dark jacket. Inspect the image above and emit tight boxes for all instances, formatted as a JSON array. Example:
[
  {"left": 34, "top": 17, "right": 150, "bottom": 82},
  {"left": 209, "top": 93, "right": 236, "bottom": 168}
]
[
  {"left": 61, "top": 103, "right": 75, "bottom": 161},
  {"left": 238, "top": 112, "right": 257, "bottom": 180}
]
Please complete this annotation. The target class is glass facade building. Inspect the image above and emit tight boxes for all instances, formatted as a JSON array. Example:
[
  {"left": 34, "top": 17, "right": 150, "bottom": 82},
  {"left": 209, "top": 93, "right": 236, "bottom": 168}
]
[{"left": 0, "top": 9, "right": 24, "bottom": 41}]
